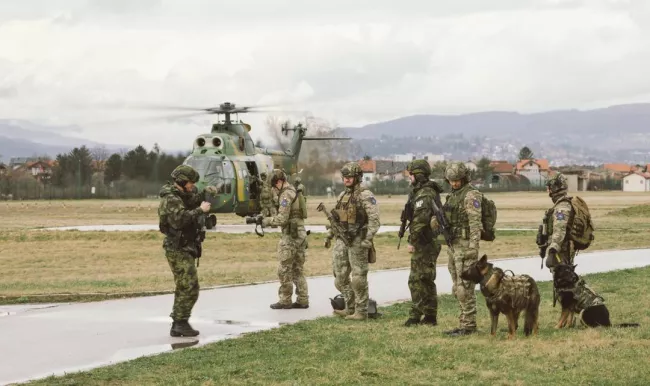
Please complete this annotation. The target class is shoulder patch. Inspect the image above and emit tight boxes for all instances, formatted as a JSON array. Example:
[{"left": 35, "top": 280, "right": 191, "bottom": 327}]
[
  {"left": 555, "top": 212, "right": 565, "bottom": 221},
  {"left": 280, "top": 198, "right": 289, "bottom": 207},
  {"left": 472, "top": 199, "right": 481, "bottom": 209},
  {"left": 415, "top": 200, "right": 423, "bottom": 208},
  {"left": 369, "top": 196, "right": 376, "bottom": 205}
]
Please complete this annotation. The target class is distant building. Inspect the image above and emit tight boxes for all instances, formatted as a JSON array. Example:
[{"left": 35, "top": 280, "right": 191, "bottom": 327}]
[
  {"left": 0, "top": 163, "right": 7, "bottom": 176},
  {"left": 623, "top": 172, "right": 650, "bottom": 192},
  {"left": 489, "top": 160, "right": 514, "bottom": 176},
  {"left": 603, "top": 163, "right": 634, "bottom": 176},
  {"left": 515, "top": 159, "right": 550, "bottom": 186}
]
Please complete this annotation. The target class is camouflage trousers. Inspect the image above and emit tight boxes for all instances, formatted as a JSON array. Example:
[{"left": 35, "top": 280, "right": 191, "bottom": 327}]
[
  {"left": 261, "top": 205, "right": 277, "bottom": 218},
  {"left": 332, "top": 237, "right": 369, "bottom": 315},
  {"left": 165, "top": 249, "right": 199, "bottom": 321},
  {"left": 276, "top": 230, "right": 309, "bottom": 305},
  {"left": 409, "top": 241, "right": 441, "bottom": 319},
  {"left": 447, "top": 239, "right": 477, "bottom": 330}
]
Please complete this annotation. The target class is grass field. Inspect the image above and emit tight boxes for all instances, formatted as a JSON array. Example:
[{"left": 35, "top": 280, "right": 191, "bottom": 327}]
[
  {"left": 30, "top": 266, "right": 650, "bottom": 385},
  {"left": 1, "top": 191, "right": 649, "bottom": 304}
]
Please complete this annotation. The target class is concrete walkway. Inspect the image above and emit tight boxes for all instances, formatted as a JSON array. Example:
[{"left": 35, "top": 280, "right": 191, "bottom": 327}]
[{"left": 1, "top": 248, "right": 649, "bottom": 385}]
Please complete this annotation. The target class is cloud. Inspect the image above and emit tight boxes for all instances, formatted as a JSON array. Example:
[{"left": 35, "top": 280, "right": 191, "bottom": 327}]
[{"left": 0, "top": 0, "right": 649, "bottom": 150}]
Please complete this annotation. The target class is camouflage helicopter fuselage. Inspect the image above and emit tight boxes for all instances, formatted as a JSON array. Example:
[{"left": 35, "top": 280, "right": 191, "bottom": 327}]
[{"left": 183, "top": 121, "right": 307, "bottom": 218}]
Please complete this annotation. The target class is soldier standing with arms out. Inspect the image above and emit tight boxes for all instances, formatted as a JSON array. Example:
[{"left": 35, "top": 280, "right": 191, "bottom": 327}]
[
  {"left": 262, "top": 169, "right": 310, "bottom": 309},
  {"left": 324, "top": 162, "right": 380, "bottom": 321},
  {"left": 158, "top": 165, "right": 217, "bottom": 337},
  {"left": 259, "top": 172, "right": 277, "bottom": 217},
  {"left": 403, "top": 160, "right": 443, "bottom": 327},
  {"left": 442, "top": 162, "right": 482, "bottom": 336}
]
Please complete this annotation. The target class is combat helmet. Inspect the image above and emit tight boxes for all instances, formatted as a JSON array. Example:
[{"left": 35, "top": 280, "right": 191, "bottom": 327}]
[
  {"left": 171, "top": 165, "right": 200, "bottom": 185},
  {"left": 270, "top": 169, "right": 287, "bottom": 186},
  {"left": 407, "top": 159, "right": 432, "bottom": 176},
  {"left": 444, "top": 162, "right": 470, "bottom": 182},
  {"left": 546, "top": 173, "right": 568, "bottom": 194},
  {"left": 341, "top": 162, "right": 363, "bottom": 183}
]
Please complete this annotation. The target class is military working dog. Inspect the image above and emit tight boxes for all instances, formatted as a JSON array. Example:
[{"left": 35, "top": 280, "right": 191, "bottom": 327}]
[
  {"left": 461, "top": 255, "right": 540, "bottom": 339},
  {"left": 552, "top": 264, "right": 639, "bottom": 329}
]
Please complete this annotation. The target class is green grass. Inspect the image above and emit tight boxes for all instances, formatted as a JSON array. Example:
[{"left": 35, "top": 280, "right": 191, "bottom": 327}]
[
  {"left": 608, "top": 204, "right": 650, "bottom": 217},
  {"left": 31, "top": 266, "right": 650, "bottom": 385}
]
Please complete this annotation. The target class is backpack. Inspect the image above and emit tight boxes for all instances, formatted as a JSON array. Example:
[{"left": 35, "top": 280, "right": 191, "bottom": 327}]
[
  {"left": 566, "top": 196, "right": 595, "bottom": 250},
  {"left": 480, "top": 195, "right": 497, "bottom": 242},
  {"left": 297, "top": 190, "right": 308, "bottom": 219}
]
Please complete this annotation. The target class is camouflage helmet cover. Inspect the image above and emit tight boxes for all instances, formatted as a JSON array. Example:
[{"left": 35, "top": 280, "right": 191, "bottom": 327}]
[
  {"left": 341, "top": 162, "right": 363, "bottom": 178},
  {"left": 445, "top": 162, "right": 470, "bottom": 181},
  {"left": 546, "top": 173, "right": 568, "bottom": 193},
  {"left": 171, "top": 165, "right": 200, "bottom": 183},
  {"left": 294, "top": 176, "right": 302, "bottom": 183},
  {"left": 270, "top": 169, "right": 287, "bottom": 185},
  {"left": 407, "top": 159, "right": 431, "bottom": 176}
]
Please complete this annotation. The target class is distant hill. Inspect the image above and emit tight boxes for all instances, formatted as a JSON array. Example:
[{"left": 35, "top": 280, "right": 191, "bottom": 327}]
[
  {"left": 0, "top": 120, "right": 127, "bottom": 163},
  {"left": 344, "top": 103, "right": 650, "bottom": 151}
]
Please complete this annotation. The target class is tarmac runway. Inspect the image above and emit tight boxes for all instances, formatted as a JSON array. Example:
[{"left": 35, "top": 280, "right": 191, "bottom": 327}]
[{"left": 2, "top": 248, "right": 649, "bottom": 385}]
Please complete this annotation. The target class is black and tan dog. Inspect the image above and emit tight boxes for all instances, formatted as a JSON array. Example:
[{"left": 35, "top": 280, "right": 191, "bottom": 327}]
[
  {"left": 461, "top": 254, "right": 540, "bottom": 339},
  {"left": 552, "top": 263, "right": 639, "bottom": 328}
]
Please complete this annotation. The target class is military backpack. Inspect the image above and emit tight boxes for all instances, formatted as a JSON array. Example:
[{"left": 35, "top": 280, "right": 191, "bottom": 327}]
[
  {"left": 480, "top": 195, "right": 497, "bottom": 242},
  {"left": 564, "top": 196, "right": 595, "bottom": 250}
]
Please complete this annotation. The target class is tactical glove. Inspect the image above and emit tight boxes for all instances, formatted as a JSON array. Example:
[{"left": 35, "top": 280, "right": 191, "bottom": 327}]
[
  {"left": 204, "top": 185, "right": 219, "bottom": 195},
  {"left": 324, "top": 238, "right": 332, "bottom": 249}
]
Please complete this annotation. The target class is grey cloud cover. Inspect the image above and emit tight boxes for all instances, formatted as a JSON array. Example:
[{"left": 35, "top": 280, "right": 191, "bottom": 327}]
[{"left": 1, "top": 0, "right": 649, "bottom": 150}]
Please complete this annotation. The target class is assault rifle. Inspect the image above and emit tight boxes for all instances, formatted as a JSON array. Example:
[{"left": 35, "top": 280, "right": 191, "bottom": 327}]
[
  {"left": 431, "top": 195, "right": 454, "bottom": 253},
  {"left": 316, "top": 202, "right": 350, "bottom": 247},
  {"left": 536, "top": 224, "right": 549, "bottom": 269},
  {"left": 397, "top": 201, "right": 412, "bottom": 250},
  {"left": 245, "top": 214, "right": 265, "bottom": 237}
]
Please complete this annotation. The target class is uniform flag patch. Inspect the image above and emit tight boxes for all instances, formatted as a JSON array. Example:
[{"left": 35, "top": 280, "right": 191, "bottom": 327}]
[
  {"left": 473, "top": 199, "right": 481, "bottom": 209},
  {"left": 281, "top": 198, "right": 289, "bottom": 207},
  {"left": 556, "top": 212, "right": 565, "bottom": 221},
  {"left": 369, "top": 197, "right": 377, "bottom": 205}
]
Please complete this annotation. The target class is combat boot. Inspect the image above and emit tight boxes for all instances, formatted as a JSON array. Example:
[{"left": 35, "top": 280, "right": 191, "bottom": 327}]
[
  {"left": 269, "top": 302, "right": 292, "bottom": 309},
  {"left": 333, "top": 309, "right": 353, "bottom": 317},
  {"left": 421, "top": 315, "right": 437, "bottom": 326},
  {"left": 291, "top": 302, "right": 309, "bottom": 309},
  {"left": 404, "top": 317, "right": 421, "bottom": 327},
  {"left": 345, "top": 312, "right": 368, "bottom": 321},
  {"left": 444, "top": 328, "right": 476, "bottom": 337},
  {"left": 170, "top": 319, "right": 199, "bottom": 337}
]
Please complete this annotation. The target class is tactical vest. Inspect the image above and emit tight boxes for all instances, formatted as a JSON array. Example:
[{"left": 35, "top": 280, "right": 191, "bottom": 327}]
[
  {"left": 278, "top": 186, "right": 304, "bottom": 236},
  {"left": 480, "top": 267, "right": 536, "bottom": 310},
  {"left": 558, "top": 279, "right": 605, "bottom": 313},
  {"left": 443, "top": 184, "right": 472, "bottom": 240},
  {"left": 333, "top": 187, "right": 368, "bottom": 237},
  {"left": 408, "top": 185, "right": 436, "bottom": 242},
  {"left": 159, "top": 189, "right": 203, "bottom": 255}
]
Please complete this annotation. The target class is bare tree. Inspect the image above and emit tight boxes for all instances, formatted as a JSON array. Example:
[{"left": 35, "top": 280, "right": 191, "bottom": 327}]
[{"left": 91, "top": 146, "right": 111, "bottom": 163}]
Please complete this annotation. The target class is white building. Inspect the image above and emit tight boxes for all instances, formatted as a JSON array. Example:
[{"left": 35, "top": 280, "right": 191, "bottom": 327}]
[
  {"left": 623, "top": 172, "right": 650, "bottom": 192},
  {"left": 392, "top": 153, "right": 444, "bottom": 163}
]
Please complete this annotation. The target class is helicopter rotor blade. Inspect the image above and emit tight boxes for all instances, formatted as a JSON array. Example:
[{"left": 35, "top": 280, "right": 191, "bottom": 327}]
[{"left": 83, "top": 112, "right": 208, "bottom": 127}]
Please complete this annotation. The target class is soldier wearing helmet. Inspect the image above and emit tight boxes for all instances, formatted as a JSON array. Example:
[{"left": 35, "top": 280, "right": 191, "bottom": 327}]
[
  {"left": 258, "top": 172, "right": 277, "bottom": 217},
  {"left": 158, "top": 164, "right": 216, "bottom": 337},
  {"left": 403, "top": 159, "right": 443, "bottom": 327},
  {"left": 442, "top": 161, "right": 483, "bottom": 336},
  {"left": 325, "top": 162, "right": 381, "bottom": 321},
  {"left": 261, "top": 169, "right": 310, "bottom": 309},
  {"left": 543, "top": 173, "right": 573, "bottom": 268}
]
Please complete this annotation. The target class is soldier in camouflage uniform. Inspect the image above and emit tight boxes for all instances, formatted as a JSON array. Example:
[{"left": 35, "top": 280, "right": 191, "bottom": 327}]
[
  {"left": 544, "top": 173, "right": 575, "bottom": 268},
  {"left": 262, "top": 169, "right": 309, "bottom": 309},
  {"left": 158, "top": 165, "right": 217, "bottom": 337},
  {"left": 294, "top": 176, "right": 306, "bottom": 197},
  {"left": 324, "top": 162, "right": 381, "bottom": 321},
  {"left": 442, "top": 162, "right": 482, "bottom": 336},
  {"left": 259, "top": 172, "right": 277, "bottom": 217},
  {"left": 404, "top": 159, "right": 443, "bottom": 327},
  {"left": 543, "top": 173, "right": 601, "bottom": 325}
]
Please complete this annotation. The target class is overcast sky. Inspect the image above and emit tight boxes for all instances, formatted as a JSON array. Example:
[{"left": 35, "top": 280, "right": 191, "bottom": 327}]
[{"left": 1, "top": 0, "right": 650, "bottom": 150}]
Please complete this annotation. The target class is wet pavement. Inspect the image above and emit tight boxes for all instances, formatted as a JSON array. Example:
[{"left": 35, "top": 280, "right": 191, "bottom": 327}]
[
  {"left": 44, "top": 224, "right": 535, "bottom": 233},
  {"left": 2, "top": 248, "right": 649, "bottom": 385}
]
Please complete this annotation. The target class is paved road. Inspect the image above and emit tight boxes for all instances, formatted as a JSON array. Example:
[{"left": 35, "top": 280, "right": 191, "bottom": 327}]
[{"left": 2, "top": 248, "right": 649, "bottom": 385}]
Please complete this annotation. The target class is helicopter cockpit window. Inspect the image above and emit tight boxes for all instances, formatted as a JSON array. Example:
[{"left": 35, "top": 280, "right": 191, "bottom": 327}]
[
  {"left": 203, "top": 161, "right": 232, "bottom": 195},
  {"left": 184, "top": 156, "right": 210, "bottom": 178}
]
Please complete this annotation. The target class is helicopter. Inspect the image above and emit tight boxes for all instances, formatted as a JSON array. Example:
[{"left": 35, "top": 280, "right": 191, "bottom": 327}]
[{"left": 159, "top": 102, "right": 349, "bottom": 228}]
